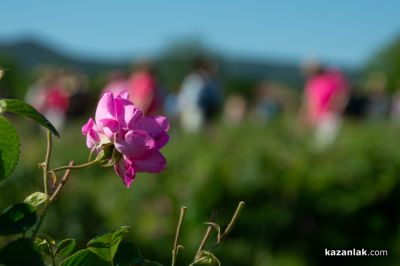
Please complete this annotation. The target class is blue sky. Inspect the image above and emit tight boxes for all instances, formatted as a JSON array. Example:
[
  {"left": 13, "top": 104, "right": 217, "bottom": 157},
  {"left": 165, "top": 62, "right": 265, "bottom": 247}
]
[{"left": 1, "top": 1, "right": 400, "bottom": 66}]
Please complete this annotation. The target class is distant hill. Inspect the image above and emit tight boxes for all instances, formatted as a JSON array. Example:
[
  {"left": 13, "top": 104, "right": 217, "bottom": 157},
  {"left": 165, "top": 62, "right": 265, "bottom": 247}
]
[
  {"left": 0, "top": 38, "right": 127, "bottom": 74},
  {"left": 0, "top": 38, "right": 359, "bottom": 90}
]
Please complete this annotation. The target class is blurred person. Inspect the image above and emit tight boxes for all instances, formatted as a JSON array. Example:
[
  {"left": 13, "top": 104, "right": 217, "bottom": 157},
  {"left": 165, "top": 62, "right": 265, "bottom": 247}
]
[
  {"left": 102, "top": 71, "right": 130, "bottom": 96},
  {"left": 298, "top": 60, "right": 349, "bottom": 149},
  {"left": 177, "top": 56, "right": 223, "bottom": 132},
  {"left": 25, "top": 67, "right": 53, "bottom": 111},
  {"left": 365, "top": 72, "right": 390, "bottom": 120},
  {"left": 164, "top": 92, "right": 179, "bottom": 118},
  {"left": 253, "top": 81, "right": 282, "bottom": 122},
  {"left": 26, "top": 67, "right": 70, "bottom": 131},
  {"left": 223, "top": 94, "right": 247, "bottom": 125},
  {"left": 64, "top": 70, "right": 90, "bottom": 117},
  {"left": 344, "top": 88, "right": 368, "bottom": 119},
  {"left": 128, "top": 59, "right": 163, "bottom": 115}
]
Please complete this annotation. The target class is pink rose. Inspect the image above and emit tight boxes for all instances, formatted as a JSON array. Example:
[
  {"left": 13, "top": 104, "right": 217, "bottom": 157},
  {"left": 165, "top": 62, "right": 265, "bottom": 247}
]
[{"left": 82, "top": 91, "right": 169, "bottom": 187}]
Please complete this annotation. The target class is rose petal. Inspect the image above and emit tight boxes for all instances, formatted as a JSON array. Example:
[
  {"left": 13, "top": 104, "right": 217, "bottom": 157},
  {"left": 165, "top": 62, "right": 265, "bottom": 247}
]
[
  {"left": 133, "top": 151, "right": 167, "bottom": 173},
  {"left": 82, "top": 118, "right": 100, "bottom": 149},
  {"left": 114, "top": 96, "right": 143, "bottom": 128},
  {"left": 95, "top": 92, "right": 116, "bottom": 125},
  {"left": 117, "top": 90, "right": 130, "bottom": 100},
  {"left": 98, "top": 118, "right": 119, "bottom": 139},
  {"left": 132, "top": 116, "right": 169, "bottom": 139},
  {"left": 114, "top": 157, "right": 136, "bottom": 188},
  {"left": 82, "top": 118, "right": 94, "bottom": 135},
  {"left": 114, "top": 130, "right": 155, "bottom": 159},
  {"left": 155, "top": 131, "right": 169, "bottom": 149}
]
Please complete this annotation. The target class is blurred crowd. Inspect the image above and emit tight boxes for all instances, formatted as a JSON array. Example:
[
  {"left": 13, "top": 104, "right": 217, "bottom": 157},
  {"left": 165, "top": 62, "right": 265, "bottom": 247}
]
[
  {"left": 22, "top": 56, "right": 400, "bottom": 148},
  {"left": 25, "top": 66, "right": 89, "bottom": 131}
]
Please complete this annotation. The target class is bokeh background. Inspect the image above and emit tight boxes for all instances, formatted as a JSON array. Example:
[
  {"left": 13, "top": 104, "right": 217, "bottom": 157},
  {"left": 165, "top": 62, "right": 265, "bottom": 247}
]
[{"left": 1, "top": 1, "right": 400, "bottom": 265}]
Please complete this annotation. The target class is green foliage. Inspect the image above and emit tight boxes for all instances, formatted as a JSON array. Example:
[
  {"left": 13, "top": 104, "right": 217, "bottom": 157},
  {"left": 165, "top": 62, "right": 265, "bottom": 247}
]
[
  {"left": 24, "top": 192, "right": 49, "bottom": 207},
  {"left": 2, "top": 119, "right": 400, "bottom": 265},
  {"left": 0, "top": 238, "right": 45, "bottom": 266},
  {"left": 56, "top": 239, "right": 76, "bottom": 257},
  {"left": 34, "top": 235, "right": 54, "bottom": 257},
  {"left": 0, "top": 203, "right": 37, "bottom": 235},
  {"left": 0, "top": 57, "right": 30, "bottom": 99},
  {"left": 191, "top": 251, "right": 220, "bottom": 266},
  {"left": 114, "top": 242, "right": 163, "bottom": 266},
  {"left": 0, "top": 98, "right": 59, "bottom": 137},
  {"left": 367, "top": 35, "right": 400, "bottom": 91},
  {"left": 60, "top": 249, "right": 109, "bottom": 266},
  {"left": 60, "top": 227, "right": 162, "bottom": 266},
  {"left": 87, "top": 226, "right": 130, "bottom": 262},
  {"left": 0, "top": 115, "right": 20, "bottom": 181},
  {"left": 113, "top": 242, "right": 142, "bottom": 265}
]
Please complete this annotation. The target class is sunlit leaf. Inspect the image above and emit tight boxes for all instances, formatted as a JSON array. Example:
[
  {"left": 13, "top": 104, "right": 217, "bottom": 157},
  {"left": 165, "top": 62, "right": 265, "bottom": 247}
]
[
  {"left": 34, "top": 236, "right": 53, "bottom": 257},
  {"left": 56, "top": 239, "right": 76, "bottom": 257},
  {"left": 0, "top": 98, "right": 59, "bottom": 137},
  {"left": 24, "top": 192, "right": 49, "bottom": 207},
  {"left": 87, "top": 226, "right": 130, "bottom": 262},
  {"left": 0, "top": 115, "right": 20, "bottom": 181},
  {"left": 60, "top": 249, "right": 109, "bottom": 266}
]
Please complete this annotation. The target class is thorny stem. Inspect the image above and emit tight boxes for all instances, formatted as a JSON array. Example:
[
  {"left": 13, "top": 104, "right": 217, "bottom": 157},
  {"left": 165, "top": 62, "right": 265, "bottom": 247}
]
[
  {"left": 50, "top": 252, "right": 56, "bottom": 266},
  {"left": 171, "top": 206, "right": 187, "bottom": 266},
  {"left": 32, "top": 162, "right": 74, "bottom": 239},
  {"left": 210, "top": 201, "right": 245, "bottom": 251},
  {"left": 49, "top": 159, "right": 100, "bottom": 173},
  {"left": 43, "top": 130, "right": 52, "bottom": 195},
  {"left": 195, "top": 210, "right": 217, "bottom": 259},
  {"left": 49, "top": 161, "right": 74, "bottom": 202}
]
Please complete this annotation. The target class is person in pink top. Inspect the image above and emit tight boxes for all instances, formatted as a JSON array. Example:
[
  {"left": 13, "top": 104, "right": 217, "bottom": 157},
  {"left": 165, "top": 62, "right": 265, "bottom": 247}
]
[
  {"left": 128, "top": 60, "right": 162, "bottom": 115},
  {"left": 299, "top": 61, "right": 349, "bottom": 148},
  {"left": 102, "top": 71, "right": 130, "bottom": 96}
]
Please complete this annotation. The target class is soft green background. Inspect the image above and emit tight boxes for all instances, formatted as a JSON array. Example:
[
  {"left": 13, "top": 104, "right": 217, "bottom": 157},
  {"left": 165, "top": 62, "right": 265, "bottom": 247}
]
[{"left": 1, "top": 118, "right": 399, "bottom": 266}]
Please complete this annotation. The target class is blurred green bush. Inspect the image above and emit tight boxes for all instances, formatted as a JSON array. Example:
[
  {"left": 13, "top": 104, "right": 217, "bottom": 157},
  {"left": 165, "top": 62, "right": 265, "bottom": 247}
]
[{"left": 1, "top": 119, "right": 400, "bottom": 266}]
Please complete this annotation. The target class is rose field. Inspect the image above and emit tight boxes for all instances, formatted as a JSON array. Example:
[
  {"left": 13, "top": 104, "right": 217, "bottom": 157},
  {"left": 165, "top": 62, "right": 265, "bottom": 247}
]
[{"left": 1, "top": 118, "right": 400, "bottom": 265}]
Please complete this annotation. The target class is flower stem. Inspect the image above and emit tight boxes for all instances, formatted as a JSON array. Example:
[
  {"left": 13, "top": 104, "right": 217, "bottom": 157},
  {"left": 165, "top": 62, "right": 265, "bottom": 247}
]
[
  {"left": 195, "top": 210, "right": 217, "bottom": 259},
  {"left": 210, "top": 201, "right": 245, "bottom": 251},
  {"left": 49, "top": 159, "right": 100, "bottom": 173},
  {"left": 32, "top": 162, "right": 74, "bottom": 239},
  {"left": 171, "top": 206, "right": 187, "bottom": 266},
  {"left": 43, "top": 130, "right": 52, "bottom": 195}
]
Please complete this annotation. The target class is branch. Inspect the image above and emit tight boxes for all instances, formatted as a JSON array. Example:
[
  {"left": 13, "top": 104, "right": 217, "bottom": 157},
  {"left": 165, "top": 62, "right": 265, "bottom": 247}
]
[
  {"left": 195, "top": 210, "right": 217, "bottom": 259},
  {"left": 210, "top": 201, "right": 245, "bottom": 251},
  {"left": 49, "top": 159, "right": 100, "bottom": 173},
  {"left": 31, "top": 161, "right": 74, "bottom": 238},
  {"left": 42, "top": 130, "right": 52, "bottom": 194},
  {"left": 171, "top": 206, "right": 187, "bottom": 266}
]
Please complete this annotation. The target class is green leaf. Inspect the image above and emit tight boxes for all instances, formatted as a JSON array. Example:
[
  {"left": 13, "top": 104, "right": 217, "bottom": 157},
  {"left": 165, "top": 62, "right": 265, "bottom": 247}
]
[
  {"left": 56, "top": 239, "right": 76, "bottom": 257},
  {"left": 101, "top": 148, "right": 122, "bottom": 168},
  {"left": 87, "top": 226, "right": 130, "bottom": 262},
  {"left": 24, "top": 192, "right": 49, "bottom": 207},
  {"left": 113, "top": 242, "right": 164, "bottom": 266},
  {"left": 113, "top": 242, "right": 142, "bottom": 266},
  {"left": 0, "top": 203, "right": 37, "bottom": 235},
  {"left": 0, "top": 98, "right": 59, "bottom": 137},
  {"left": 141, "top": 260, "right": 164, "bottom": 266},
  {"left": 0, "top": 115, "right": 20, "bottom": 181},
  {"left": 0, "top": 238, "right": 45, "bottom": 266},
  {"left": 60, "top": 249, "right": 110, "bottom": 266},
  {"left": 34, "top": 236, "right": 53, "bottom": 257},
  {"left": 191, "top": 251, "right": 221, "bottom": 266}
]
